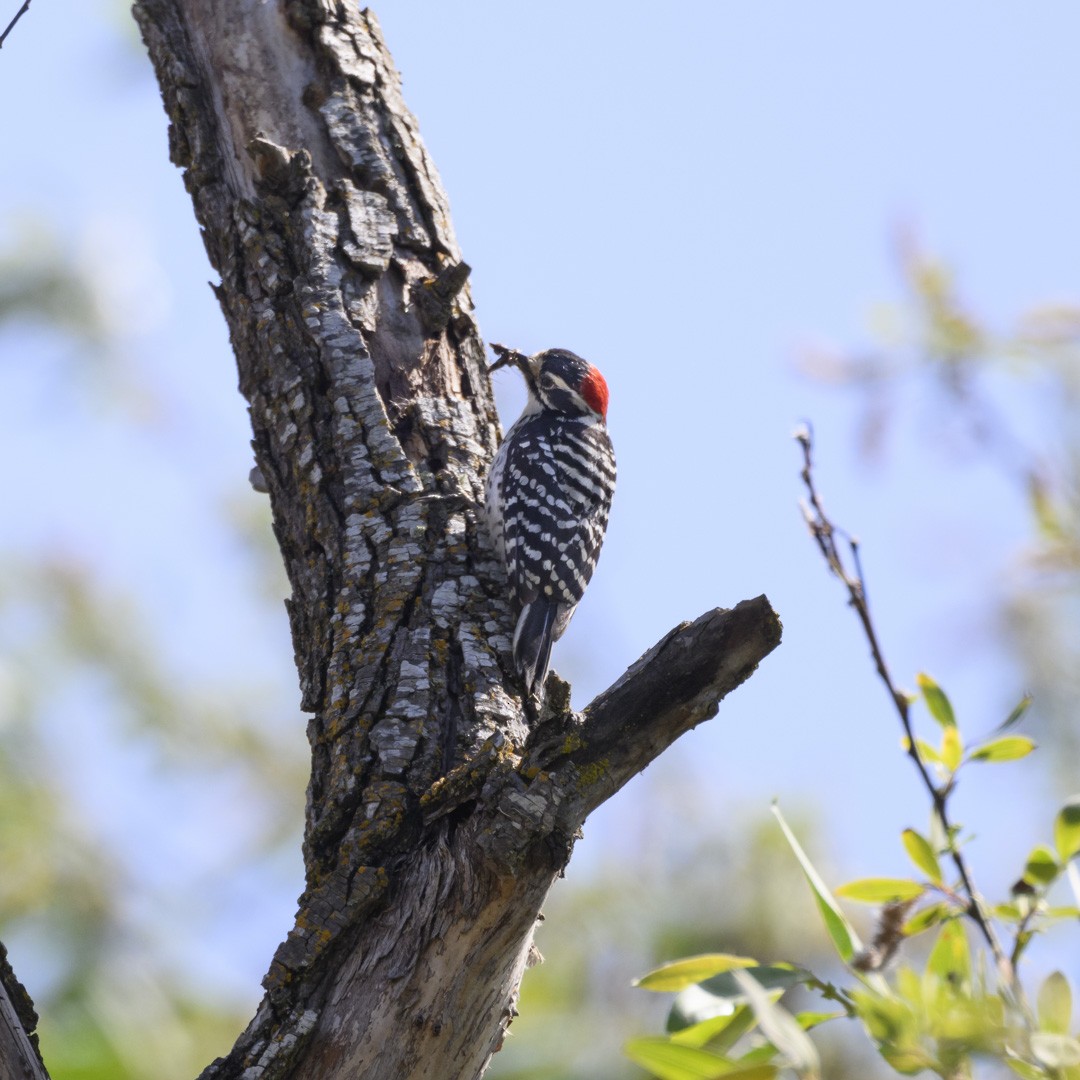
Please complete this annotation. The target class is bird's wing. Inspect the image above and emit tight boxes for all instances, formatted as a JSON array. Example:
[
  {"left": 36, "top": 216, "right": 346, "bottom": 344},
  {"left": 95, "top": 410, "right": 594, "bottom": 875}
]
[{"left": 501, "top": 417, "right": 615, "bottom": 620}]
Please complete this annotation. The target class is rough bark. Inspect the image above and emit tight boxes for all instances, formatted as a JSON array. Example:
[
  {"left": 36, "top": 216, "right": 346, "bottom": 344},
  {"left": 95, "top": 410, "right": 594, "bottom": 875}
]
[
  {"left": 0, "top": 942, "right": 47, "bottom": 1080},
  {"left": 38, "top": 4, "right": 798, "bottom": 1079}
]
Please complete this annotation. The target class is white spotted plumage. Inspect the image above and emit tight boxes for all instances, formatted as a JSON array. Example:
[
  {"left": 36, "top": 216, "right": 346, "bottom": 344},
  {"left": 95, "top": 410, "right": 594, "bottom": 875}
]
[{"left": 484, "top": 348, "right": 616, "bottom": 698}]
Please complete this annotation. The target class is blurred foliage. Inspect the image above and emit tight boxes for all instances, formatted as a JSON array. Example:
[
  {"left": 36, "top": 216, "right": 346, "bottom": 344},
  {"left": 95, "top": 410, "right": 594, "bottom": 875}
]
[
  {"left": 629, "top": 404, "right": 1080, "bottom": 1077},
  {"left": 488, "top": 800, "right": 883, "bottom": 1080},
  {"left": 802, "top": 232, "right": 1080, "bottom": 769},
  {"left": 630, "top": 671, "right": 1080, "bottom": 1079},
  {"left": 0, "top": 223, "right": 107, "bottom": 345},
  {"left": 0, "top": 231, "right": 306, "bottom": 1079}
]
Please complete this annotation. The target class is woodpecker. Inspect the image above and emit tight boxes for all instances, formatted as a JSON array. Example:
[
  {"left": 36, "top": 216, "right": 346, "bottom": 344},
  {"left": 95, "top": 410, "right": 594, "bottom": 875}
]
[{"left": 485, "top": 345, "right": 616, "bottom": 698}]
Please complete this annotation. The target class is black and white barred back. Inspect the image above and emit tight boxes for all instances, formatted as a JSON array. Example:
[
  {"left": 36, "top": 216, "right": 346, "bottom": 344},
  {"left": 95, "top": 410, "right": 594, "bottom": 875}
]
[{"left": 485, "top": 348, "right": 616, "bottom": 698}]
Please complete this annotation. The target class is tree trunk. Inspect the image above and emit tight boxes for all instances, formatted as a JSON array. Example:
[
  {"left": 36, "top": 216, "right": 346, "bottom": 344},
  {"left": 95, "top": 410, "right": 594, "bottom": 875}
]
[
  {"left": 0, "top": 5, "right": 784, "bottom": 1079},
  {"left": 0, "top": 943, "right": 47, "bottom": 1080}
]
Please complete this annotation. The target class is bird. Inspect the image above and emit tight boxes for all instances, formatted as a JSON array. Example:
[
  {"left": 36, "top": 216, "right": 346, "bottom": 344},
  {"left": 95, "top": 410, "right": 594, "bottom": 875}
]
[{"left": 484, "top": 344, "right": 616, "bottom": 699}]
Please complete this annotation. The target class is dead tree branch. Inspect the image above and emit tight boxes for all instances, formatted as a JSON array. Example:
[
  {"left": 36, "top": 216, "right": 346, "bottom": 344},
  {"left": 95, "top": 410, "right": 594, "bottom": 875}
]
[{"left": 0, "top": 1, "right": 32, "bottom": 50}]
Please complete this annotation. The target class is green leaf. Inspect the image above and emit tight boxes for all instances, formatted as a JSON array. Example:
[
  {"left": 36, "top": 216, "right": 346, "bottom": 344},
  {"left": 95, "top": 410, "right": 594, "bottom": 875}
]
[
  {"left": 941, "top": 726, "right": 964, "bottom": 772},
  {"left": 1024, "top": 845, "right": 1061, "bottom": 888},
  {"left": 625, "top": 1037, "right": 776, "bottom": 1080},
  {"left": 1031, "top": 1032, "right": 1080, "bottom": 1069},
  {"left": 697, "top": 966, "right": 805, "bottom": 1002},
  {"left": 916, "top": 739, "right": 942, "bottom": 764},
  {"left": 995, "top": 694, "right": 1032, "bottom": 734},
  {"left": 902, "top": 901, "right": 952, "bottom": 936},
  {"left": 1004, "top": 1058, "right": 1048, "bottom": 1080},
  {"left": 968, "top": 735, "right": 1036, "bottom": 763},
  {"left": 1038, "top": 972, "right": 1073, "bottom": 1036},
  {"left": 706, "top": 1068, "right": 778, "bottom": 1080},
  {"left": 993, "top": 902, "right": 1024, "bottom": 923},
  {"left": 1043, "top": 905, "right": 1080, "bottom": 922},
  {"left": 917, "top": 673, "right": 956, "bottom": 728},
  {"left": 668, "top": 1015, "right": 738, "bottom": 1050},
  {"left": 853, "top": 985, "right": 920, "bottom": 1046},
  {"left": 902, "top": 736, "right": 942, "bottom": 765},
  {"left": 637, "top": 955, "right": 758, "bottom": 992},
  {"left": 732, "top": 970, "right": 820, "bottom": 1079},
  {"left": 926, "top": 920, "right": 970, "bottom": 991},
  {"left": 1055, "top": 797, "right": 1080, "bottom": 862},
  {"left": 668, "top": 968, "right": 804, "bottom": 1032},
  {"left": 901, "top": 829, "right": 942, "bottom": 883},
  {"left": 625, "top": 1037, "right": 734, "bottom": 1079},
  {"left": 772, "top": 803, "right": 862, "bottom": 963},
  {"left": 731, "top": 1044, "right": 780, "bottom": 1068},
  {"left": 670, "top": 1005, "right": 756, "bottom": 1051},
  {"left": 881, "top": 1046, "right": 937, "bottom": 1075},
  {"left": 706, "top": 1067, "right": 779, "bottom": 1080},
  {"left": 835, "top": 878, "right": 924, "bottom": 904},
  {"left": 794, "top": 1011, "right": 844, "bottom": 1031}
]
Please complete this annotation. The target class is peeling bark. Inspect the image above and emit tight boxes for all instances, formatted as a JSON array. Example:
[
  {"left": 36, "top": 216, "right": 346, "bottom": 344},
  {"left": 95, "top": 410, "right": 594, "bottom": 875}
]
[{"left": 27, "top": 4, "right": 805, "bottom": 1079}]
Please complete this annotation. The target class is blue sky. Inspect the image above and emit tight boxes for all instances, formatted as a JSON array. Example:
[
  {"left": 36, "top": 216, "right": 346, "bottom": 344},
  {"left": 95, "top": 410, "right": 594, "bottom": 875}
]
[
  {"left": 2, "top": 0, "right": 1079, "bottom": 1054},
  {"left": 373, "top": 1, "right": 1080, "bottom": 867}
]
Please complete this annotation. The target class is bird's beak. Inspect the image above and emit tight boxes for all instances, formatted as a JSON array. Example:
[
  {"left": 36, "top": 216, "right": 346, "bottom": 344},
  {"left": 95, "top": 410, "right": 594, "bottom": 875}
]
[{"left": 489, "top": 343, "right": 534, "bottom": 376}]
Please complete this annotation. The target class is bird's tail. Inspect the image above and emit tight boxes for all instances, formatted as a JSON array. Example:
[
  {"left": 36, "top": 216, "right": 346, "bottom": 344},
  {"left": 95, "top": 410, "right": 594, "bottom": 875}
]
[{"left": 513, "top": 600, "right": 558, "bottom": 698}]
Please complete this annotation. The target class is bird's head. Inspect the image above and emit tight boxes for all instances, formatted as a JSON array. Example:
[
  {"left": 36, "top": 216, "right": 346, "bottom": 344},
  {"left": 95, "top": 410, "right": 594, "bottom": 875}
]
[{"left": 490, "top": 344, "right": 609, "bottom": 420}]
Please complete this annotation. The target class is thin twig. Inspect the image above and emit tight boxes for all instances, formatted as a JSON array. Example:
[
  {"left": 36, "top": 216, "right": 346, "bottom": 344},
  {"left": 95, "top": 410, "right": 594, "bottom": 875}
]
[
  {"left": 1008, "top": 893, "right": 1039, "bottom": 972},
  {"left": 794, "top": 424, "right": 1021, "bottom": 1002},
  {"left": 0, "top": 0, "right": 32, "bottom": 50}
]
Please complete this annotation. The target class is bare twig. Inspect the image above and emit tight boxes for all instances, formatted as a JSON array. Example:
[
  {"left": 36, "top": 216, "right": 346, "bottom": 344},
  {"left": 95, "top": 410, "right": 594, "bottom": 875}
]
[
  {"left": 0, "top": 1, "right": 33, "bottom": 50},
  {"left": 794, "top": 424, "right": 1019, "bottom": 999}
]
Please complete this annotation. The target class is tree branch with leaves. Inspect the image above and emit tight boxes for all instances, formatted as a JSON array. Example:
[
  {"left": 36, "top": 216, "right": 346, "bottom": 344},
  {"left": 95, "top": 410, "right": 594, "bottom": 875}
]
[{"left": 629, "top": 429, "right": 1080, "bottom": 1080}]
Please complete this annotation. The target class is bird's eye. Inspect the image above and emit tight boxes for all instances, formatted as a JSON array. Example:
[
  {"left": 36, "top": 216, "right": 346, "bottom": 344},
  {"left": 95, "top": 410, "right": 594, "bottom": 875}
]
[{"left": 539, "top": 373, "right": 556, "bottom": 389}]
